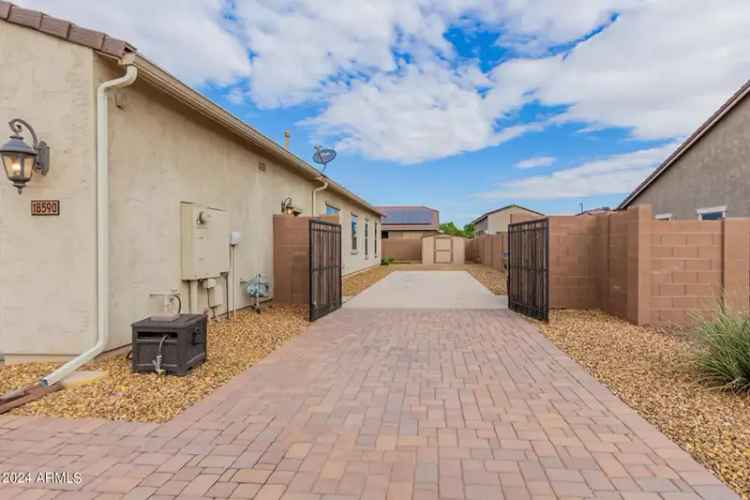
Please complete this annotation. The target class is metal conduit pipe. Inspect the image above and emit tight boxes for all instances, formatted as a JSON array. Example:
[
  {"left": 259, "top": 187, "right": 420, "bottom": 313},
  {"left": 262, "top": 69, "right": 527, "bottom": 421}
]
[{"left": 42, "top": 65, "right": 138, "bottom": 387}]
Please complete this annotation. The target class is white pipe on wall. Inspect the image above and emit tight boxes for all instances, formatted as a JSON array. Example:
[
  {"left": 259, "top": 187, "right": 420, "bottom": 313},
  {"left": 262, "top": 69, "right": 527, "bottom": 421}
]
[
  {"left": 189, "top": 280, "right": 199, "bottom": 314},
  {"left": 232, "top": 247, "right": 237, "bottom": 318},
  {"left": 42, "top": 65, "right": 138, "bottom": 387},
  {"left": 312, "top": 176, "right": 329, "bottom": 216}
]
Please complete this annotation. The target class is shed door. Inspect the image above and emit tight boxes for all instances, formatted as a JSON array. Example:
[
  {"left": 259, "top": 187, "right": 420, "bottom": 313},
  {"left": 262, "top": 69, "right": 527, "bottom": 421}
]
[{"left": 434, "top": 237, "right": 453, "bottom": 264}]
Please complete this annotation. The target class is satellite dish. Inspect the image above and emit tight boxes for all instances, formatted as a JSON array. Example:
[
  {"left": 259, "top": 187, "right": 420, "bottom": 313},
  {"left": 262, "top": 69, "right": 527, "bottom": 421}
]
[{"left": 313, "top": 145, "right": 337, "bottom": 172}]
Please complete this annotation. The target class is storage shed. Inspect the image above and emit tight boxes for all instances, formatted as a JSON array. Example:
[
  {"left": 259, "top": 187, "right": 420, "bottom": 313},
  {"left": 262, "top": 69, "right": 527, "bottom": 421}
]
[{"left": 422, "top": 235, "right": 466, "bottom": 265}]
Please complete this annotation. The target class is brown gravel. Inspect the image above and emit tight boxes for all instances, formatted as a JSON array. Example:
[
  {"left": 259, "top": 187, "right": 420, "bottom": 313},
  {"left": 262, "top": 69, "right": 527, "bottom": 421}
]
[
  {"left": 540, "top": 310, "right": 750, "bottom": 498},
  {"left": 0, "top": 305, "right": 308, "bottom": 423},
  {"left": 344, "top": 262, "right": 507, "bottom": 297}
]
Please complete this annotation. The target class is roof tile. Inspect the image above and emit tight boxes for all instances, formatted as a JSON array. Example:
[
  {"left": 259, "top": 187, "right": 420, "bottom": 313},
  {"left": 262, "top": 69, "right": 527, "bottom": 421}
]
[
  {"left": 101, "top": 37, "right": 134, "bottom": 58},
  {"left": 0, "top": 2, "right": 135, "bottom": 58},
  {"left": 8, "top": 5, "right": 41, "bottom": 28},
  {"left": 68, "top": 24, "right": 105, "bottom": 50},
  {"left": 39, "top": 15, "right": 70, "bottom": 38}
]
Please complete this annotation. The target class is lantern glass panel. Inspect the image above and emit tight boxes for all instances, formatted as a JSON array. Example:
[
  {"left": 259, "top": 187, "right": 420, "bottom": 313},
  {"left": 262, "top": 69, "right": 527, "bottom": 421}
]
[{"left": 1, "top": 151, "right": 34, "bottom": 183}]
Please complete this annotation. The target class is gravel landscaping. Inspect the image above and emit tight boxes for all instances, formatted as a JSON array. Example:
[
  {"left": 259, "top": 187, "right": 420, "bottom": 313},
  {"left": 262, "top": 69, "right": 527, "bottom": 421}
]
[
  {"left": 344, "top": 262, "right": 507, "bottom": 297},
  {"left": 540, "top": 310, "right": 750, "bottom": 499},
  {"left": 0, "top": 305, "right": 308, "bottom": 423}
]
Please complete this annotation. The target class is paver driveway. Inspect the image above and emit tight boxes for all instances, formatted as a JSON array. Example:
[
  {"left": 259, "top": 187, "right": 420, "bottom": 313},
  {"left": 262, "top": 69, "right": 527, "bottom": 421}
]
[{"left": 0, "top": 278, "right": 737, "bottom": 499}]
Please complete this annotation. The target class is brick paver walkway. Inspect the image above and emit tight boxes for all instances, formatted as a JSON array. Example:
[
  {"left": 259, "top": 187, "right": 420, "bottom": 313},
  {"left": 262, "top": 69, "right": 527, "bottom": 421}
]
[{"left": 0, "top": 309, "right": 738, "bottom": 499}]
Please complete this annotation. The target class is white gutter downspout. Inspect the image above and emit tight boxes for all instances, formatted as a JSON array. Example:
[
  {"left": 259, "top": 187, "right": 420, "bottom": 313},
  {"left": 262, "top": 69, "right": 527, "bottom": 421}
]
[
  {"left": 42, "top": 65, "right": 138, "bottom": 387},
  {"left": 312, "top": 176, "right": 328, "bottom": 216}
]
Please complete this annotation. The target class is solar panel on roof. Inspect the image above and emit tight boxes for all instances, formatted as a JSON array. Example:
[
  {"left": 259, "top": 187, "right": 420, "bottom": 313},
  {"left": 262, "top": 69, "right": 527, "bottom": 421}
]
[{"left": 382, "top": 207, "right": 434, "bottom": 225}]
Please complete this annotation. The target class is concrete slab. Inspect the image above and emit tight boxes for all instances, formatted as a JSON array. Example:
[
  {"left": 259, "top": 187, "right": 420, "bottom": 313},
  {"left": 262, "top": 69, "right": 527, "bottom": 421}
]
[{"left": 343, "top": 270, "right": 507, "bottom": 309}]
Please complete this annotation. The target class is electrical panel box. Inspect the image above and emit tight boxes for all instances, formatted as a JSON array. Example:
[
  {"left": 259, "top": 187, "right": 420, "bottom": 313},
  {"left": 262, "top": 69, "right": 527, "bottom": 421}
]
[{"left": 181, "top": 203, "right": 230, "bottom": 280}]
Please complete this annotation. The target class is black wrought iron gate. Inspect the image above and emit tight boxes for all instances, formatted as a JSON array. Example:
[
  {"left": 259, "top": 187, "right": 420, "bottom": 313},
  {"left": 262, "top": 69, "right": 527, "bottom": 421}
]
[
  {"left": 309, "top": 219, "right": 342, "bottom": 321},
  {"left": 507, "top": 218, "right": 549, "bottom": 321}
]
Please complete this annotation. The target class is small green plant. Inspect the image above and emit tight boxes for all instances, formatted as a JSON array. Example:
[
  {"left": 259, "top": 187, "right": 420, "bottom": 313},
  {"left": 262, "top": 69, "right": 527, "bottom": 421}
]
[
  {"left": 381, "top": 256, "right": 395, "bottom": 266},
  {"left": 692, "top": 306, "right": 750, "bottom": 393}
]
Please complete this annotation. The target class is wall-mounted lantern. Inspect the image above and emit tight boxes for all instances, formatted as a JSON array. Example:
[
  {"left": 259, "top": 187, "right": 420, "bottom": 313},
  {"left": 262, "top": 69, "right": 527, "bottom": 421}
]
[
  {"left": 281, "top": 197, "right": 301, "bottom": 216},
  {"left": 0, "top": 119, "right": 50, "bottom": 194}
]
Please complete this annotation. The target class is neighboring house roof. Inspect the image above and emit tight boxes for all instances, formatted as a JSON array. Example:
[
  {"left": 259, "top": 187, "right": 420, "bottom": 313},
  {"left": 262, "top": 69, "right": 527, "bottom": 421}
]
[
  {"left": 470, "top": 204, "right": 545, "bottom": 226},
  {"left": 578, "top": 207, "right": 611, "bottom": 216},
  {"left": 377, "top": 206, "right": 439, "bottom": 231},
  {"left": 619, "top": 79, "right": 750, "bottom": 210},
  {"left": 0, "top": 1, "right": 384, "bottom": 218}
]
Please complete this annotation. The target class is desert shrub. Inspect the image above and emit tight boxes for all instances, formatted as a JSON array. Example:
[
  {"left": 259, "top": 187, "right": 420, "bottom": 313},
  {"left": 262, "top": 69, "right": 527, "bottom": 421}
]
[{"left": 692, "top": 307, "right": 750, "bottom": 393}]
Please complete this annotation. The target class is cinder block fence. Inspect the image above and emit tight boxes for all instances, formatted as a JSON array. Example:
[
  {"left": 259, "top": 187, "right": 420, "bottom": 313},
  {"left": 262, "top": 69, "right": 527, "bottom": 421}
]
[
  {"left": 549, "top": 205, "right": 750, "bottom": 326},
  {"left": 381, "top": 239, "right": 423, "bottom": 261}
]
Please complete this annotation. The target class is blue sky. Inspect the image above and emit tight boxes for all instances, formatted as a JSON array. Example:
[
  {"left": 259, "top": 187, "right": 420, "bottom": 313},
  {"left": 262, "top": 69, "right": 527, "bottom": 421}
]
[{"left": 21, "top": 0, "right": 750, "bottom": 225}]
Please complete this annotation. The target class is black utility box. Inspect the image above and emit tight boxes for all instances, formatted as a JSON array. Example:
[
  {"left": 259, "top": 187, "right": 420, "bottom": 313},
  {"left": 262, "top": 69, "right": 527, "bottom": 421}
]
[{"left": 131, "top": 314, "right": 207, "bottom": 376}]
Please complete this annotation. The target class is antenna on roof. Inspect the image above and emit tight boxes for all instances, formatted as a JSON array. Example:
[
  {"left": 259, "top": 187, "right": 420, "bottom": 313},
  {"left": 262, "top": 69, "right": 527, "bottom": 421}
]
[{"left": 313, "top": 145, "right": 337, "bottom": 173}]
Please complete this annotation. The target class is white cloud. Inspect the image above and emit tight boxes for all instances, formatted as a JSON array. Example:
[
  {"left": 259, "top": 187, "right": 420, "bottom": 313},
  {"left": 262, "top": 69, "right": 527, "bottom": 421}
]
[
  {"left": 494, "top": 0, "right": 626, "bottom": 53},
  {"left": 16, "top": 1, "right": 750, "bottom": 168},
  {"left": 232, "top": 0, "right": 621, "bottom": 107},
  {"left": 17, "top": 0, "right": 251, "bottom": 86},
  {"left": 479, "top": 142, "right": 678, "bottom": 200},
  {"left": 304, "top": 61, "right": 544, "bottom": 163},
  {"left": 515, "top": 156, "right": 556, "bottom": 169},
  {"left": 505, "top": 1, "right": 750, "bottom": 140},
  {"left": 295, "top": 0, "right": 750, "bottom": 163}
]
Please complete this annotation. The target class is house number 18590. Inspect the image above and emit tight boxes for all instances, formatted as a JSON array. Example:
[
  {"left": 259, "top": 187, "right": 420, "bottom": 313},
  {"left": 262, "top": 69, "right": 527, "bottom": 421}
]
[{"left": 30, "top": 200, "right": 60, "bottom": 216}]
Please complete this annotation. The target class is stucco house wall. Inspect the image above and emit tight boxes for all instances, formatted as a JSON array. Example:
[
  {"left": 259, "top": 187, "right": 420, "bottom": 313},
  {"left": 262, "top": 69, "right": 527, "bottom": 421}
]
[
  {"left": 0, "top": 22, "right": 98, "bottom": 359},
  {"left": 0, "top": 22, "right": 381, "bottom": 361},
  {"left": 317, "top": 191, "right": 382, "bottom": 266},
  {"left": 473, "top": 206, "right": 544, "bottom": 235},
  {"left": 626, "top": 94, "right": 750, "bottom": 219},
  {"left": 473, "top": 217, "right": 488, "bottom": 234}
]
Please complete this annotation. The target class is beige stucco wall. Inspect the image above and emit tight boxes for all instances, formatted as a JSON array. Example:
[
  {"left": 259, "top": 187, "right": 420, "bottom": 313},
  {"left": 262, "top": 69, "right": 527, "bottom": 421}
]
[
  {"left": 0, "top": 30, "right": 380, "bottom": 360},
  {"left": 102, "top": 58, "right": 381, "bottom": 352},
  {"left": 629, "top": 96, "right": 750, "bottom": 219},
  {"left": 317, "top": 192, "right": 382, "bottom": 269},
  {"left": 485, "top": 207, "right": 542, "bottom": 234},
  {"left": 473, "top": 218, "right": 488, "bottom": 234},
  {"left": 0, "top": 23, "right": 97, "bottom": 358}
]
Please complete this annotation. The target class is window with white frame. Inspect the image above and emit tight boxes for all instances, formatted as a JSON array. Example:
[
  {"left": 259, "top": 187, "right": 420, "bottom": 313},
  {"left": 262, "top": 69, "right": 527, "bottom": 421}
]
[
  {"left": 697, "top": 205, "right": 727, "bottom": 221},
  {"left": 351, "top": 213, "right": 358, "bottom": 252},
  {"left": 655, "top": 213, "right": 672, "bottom": 221},
  {"left": 325, "top": 204, "right": 340, "bottom": 216}
]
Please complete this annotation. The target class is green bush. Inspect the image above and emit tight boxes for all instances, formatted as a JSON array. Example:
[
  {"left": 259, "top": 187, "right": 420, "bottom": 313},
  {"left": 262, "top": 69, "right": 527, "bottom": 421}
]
[
  {"left": 381, "top": 256, "right": 395, "bottom": 266},
  {"left": 692, "top": 307, "right": 750, "bottom": 393}
]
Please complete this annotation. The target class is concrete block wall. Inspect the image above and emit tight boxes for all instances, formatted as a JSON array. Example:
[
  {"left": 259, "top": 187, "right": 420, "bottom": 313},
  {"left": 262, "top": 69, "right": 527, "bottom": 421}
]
[
  {"left": 273, "top": 214, "right": 340, "bottom": 306},
  {"left": 650, "top": 220, "right": 723, "bottom": 324},
  {"left": 382, "top": 239, "right": 422, "bottom": 261},
  {"left": 548, "top": 205, "right": 750, "bottom": 326},
  {"left": 548, "top": 216, "right": 602, "bottom": 309},
  {"left": 273, "top": 215, "right": 311, "bottom": 305}
]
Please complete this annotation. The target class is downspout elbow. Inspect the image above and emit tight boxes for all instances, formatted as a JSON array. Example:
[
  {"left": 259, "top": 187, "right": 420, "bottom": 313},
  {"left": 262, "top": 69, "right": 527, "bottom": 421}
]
[
  {"left": 41, "top": 65, "right": 138, "bottom": 388},
  {"left": 312, "top": 176, "right": 329, "bottom": 216}
]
